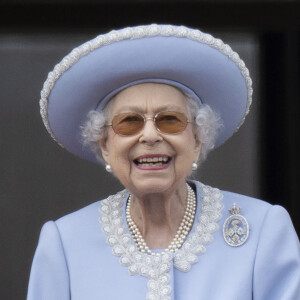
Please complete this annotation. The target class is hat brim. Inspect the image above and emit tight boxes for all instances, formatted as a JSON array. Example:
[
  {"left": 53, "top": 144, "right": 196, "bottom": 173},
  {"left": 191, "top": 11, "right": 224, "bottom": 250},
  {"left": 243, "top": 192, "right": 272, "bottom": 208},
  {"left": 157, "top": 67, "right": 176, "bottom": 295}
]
[{"left": 41, "top": 25, "right": 252, "bottom": 164}]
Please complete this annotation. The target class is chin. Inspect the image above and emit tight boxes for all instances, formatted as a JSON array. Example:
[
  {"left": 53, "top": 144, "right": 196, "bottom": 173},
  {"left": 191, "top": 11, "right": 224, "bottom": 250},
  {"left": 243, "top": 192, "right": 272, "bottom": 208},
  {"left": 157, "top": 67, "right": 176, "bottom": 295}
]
[{"left": 128, "top": 177, "right": 185, "bottom": 197}]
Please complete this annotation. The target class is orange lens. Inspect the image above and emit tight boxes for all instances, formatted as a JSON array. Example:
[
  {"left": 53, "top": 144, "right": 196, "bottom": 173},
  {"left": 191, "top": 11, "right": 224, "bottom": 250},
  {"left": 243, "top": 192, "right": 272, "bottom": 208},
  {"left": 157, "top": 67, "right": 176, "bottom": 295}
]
[
  {"left": 111, "top": 113, "right": 144, "bottom": 136},
  {"left": 155, "top": 111, "right": 188, "bottom": 134}
]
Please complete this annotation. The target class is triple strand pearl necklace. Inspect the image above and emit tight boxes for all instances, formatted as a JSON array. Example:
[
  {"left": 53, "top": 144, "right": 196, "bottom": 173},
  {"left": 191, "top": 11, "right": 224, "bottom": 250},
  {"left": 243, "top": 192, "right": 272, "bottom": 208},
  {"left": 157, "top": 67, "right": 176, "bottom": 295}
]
[{"left": 126, "top": 184, "right": 197, "bottom": 256}]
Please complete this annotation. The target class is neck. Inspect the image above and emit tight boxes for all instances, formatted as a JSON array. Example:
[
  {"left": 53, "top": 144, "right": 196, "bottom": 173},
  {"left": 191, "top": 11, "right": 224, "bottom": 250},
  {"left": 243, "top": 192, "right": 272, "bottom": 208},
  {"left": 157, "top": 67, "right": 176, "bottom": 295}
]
[{"left": 129, "top": 182, "right": 188, "bottom": 249}]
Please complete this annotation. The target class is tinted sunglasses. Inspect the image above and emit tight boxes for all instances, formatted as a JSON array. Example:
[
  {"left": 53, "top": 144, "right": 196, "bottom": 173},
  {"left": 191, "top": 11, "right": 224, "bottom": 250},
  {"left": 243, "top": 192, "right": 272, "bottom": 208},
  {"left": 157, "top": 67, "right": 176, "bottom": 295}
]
[{"left": 106, "top": 111, "right": 192, "bottom": 136}]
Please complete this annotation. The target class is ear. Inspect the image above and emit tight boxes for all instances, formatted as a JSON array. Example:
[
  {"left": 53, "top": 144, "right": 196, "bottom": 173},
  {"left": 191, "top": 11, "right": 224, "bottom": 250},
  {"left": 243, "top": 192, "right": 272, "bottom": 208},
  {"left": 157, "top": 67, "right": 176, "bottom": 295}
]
[
  {"left": 194, "top": 135, "right": 202, "bottom": 161},
  {"left": 98, "top": 137, "right": 110, "bottom": 164}
]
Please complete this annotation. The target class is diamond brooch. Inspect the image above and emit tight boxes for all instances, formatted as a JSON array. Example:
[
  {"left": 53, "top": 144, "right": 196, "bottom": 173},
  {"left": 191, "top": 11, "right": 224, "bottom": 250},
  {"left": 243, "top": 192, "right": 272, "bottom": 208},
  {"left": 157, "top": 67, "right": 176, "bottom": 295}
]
[{"left": 223, "top": 203, "right": 249, "bottom": 247}]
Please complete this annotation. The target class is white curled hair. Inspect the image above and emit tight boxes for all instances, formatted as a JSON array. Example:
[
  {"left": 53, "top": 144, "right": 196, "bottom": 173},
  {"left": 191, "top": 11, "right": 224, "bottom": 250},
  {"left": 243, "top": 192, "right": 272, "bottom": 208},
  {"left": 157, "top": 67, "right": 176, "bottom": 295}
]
[
  {"left": 185, "top": 93, "right": 223, "bottom": 162},
  {"left": 81, "top": 93, "right": 222, "bottom": 164},
  {"left": 81, "top": 103, "right": 110, "bottom": 164}
]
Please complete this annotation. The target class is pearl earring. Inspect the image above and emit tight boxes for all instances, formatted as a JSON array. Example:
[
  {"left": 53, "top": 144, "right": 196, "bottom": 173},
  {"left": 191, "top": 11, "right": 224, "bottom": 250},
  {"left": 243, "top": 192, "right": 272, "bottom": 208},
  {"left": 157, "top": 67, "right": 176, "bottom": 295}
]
[
  {"left": 105, "top": 164, "right": 112, "bottom": 173},
  {"left": 192, "top": 162, "right": 198, "bottom": 171}
]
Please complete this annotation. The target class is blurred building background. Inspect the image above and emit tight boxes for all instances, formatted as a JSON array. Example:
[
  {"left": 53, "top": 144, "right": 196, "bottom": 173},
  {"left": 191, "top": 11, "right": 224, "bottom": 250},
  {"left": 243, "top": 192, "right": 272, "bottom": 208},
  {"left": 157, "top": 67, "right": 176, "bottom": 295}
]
[{"left": 1, "top": 0, "right": 299, "bottom": 298}]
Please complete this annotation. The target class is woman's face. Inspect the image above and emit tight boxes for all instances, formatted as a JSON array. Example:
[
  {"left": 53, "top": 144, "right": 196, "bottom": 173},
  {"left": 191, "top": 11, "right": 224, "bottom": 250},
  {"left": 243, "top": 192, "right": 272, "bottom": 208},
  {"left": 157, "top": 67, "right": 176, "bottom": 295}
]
[{"left": 99, "top": 83, "right": 201, "bottom": 197}]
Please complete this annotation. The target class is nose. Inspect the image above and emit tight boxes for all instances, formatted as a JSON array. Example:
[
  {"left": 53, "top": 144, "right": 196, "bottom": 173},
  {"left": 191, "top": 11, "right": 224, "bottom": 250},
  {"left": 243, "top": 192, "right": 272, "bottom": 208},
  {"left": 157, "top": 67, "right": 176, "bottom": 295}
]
[{"left": 139, "top": 117, "right": 163, "bottom": 144}]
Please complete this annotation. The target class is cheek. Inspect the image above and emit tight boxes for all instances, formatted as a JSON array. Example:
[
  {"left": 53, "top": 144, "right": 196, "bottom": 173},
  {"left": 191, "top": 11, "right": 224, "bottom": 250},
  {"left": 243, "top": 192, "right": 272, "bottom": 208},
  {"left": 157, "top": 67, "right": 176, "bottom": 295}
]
[
  {"left": 174, "top": 132, "right": 197, "bottom": 165},
  {"left": 107, "top": 136, "right": 134, "bottom": 169},
  {"left": 181, "top": 128, "right": 197, "bottom": 150}
]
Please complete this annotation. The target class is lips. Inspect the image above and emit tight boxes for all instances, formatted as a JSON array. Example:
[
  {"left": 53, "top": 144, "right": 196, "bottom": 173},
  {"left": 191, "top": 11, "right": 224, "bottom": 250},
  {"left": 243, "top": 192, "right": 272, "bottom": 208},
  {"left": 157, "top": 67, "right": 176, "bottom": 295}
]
[{"left": 134, "top": 155, "right": 171, "bottom": 168}]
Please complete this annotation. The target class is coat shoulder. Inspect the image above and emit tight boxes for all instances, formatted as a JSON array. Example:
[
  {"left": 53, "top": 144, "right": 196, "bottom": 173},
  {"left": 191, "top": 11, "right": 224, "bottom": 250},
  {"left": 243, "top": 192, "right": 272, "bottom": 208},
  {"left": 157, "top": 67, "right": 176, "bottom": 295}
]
[{"left": 54, "top": 199, "right": 104, "bottom": 238}]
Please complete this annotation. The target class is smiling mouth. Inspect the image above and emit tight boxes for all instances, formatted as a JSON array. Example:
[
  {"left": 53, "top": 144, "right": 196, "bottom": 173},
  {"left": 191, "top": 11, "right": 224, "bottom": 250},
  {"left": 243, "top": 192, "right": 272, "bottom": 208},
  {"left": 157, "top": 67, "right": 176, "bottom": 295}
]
[{"left": 134, "top": 156, "right": 171, "bottom": 167}]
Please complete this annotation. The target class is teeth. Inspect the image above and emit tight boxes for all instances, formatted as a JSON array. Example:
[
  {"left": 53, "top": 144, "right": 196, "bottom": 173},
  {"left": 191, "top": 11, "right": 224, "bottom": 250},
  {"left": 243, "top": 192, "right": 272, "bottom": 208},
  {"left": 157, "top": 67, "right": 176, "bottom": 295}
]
[
  {"left": 137, "top": 157, "right": 169, "bottom": 164},
  {"left": 141, "top": 162, "right": 163, "bottom": 167}
]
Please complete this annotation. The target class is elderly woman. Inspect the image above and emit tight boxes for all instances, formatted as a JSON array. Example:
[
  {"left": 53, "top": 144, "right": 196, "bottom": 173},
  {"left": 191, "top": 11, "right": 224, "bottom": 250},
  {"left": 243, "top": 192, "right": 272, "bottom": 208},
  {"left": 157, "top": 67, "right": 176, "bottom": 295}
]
[{"left": 27, "top": 25, "right": 300, "bottom": 299}]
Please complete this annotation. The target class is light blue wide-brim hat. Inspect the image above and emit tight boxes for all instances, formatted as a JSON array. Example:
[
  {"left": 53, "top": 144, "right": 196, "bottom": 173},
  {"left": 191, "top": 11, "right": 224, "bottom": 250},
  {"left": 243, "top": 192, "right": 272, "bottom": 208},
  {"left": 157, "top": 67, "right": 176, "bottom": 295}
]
[{"left": 40, "top": 24, "right": 252, "bottom": 164}]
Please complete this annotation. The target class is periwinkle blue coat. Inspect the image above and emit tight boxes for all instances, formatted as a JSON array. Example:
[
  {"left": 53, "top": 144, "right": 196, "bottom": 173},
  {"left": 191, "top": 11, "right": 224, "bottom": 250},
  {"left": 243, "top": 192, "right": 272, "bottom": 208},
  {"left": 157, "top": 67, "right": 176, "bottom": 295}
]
[{"left": 27, "top": 181, "right": 300, "bottom": 299}]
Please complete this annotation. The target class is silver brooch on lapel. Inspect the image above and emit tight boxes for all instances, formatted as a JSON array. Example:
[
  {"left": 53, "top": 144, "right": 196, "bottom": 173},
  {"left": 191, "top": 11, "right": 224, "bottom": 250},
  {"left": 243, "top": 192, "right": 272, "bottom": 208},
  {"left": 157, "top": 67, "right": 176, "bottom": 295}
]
[{"left": 223, "top": 203, "right": 249, "bottom": 247}]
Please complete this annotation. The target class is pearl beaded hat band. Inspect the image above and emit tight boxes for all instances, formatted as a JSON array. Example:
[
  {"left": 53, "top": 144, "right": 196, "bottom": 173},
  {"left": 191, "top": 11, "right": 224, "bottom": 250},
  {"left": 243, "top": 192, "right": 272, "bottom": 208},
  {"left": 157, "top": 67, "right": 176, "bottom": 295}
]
[{"left": 40, "top": 24, "right": 253, "bottom": 164}]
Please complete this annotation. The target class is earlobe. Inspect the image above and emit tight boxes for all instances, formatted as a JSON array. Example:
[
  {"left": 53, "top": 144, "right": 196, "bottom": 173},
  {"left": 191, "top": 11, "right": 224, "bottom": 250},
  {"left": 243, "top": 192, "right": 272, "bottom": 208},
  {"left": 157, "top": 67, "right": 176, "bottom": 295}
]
[
  {"left": 98, "top": 138, "right": 110, "bottom": 164},
  {"left": 193, "top": 144, "right": 201, "bottom": 165}
]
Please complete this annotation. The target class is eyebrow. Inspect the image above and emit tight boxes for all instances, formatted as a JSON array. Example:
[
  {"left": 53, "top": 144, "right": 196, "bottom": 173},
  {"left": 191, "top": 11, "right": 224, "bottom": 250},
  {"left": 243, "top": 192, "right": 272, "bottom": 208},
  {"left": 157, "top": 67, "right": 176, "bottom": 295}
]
[{"left": 114, "top": 105, "right": 186, "bottom": 114}]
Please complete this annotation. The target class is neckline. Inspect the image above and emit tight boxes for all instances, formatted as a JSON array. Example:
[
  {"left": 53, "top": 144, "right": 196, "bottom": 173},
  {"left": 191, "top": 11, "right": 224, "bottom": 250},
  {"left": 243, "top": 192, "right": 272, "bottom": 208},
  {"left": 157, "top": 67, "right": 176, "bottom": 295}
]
[
  {"left": 100, "top": 181, "right": 223, "bottom": 267},
  {"left": 121, "top": 181, "right": 201, "bottom": 253},
  {"left": 125, "top": 183, "right": 197, "bottom": 255}
]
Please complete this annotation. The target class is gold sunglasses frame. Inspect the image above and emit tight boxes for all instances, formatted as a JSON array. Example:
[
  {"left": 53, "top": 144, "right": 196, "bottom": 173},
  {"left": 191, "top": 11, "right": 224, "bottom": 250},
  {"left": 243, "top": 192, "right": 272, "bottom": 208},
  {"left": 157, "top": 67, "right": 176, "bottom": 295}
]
[{"left": 106, "top": 111, "right": 193, "bottom": 136}]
